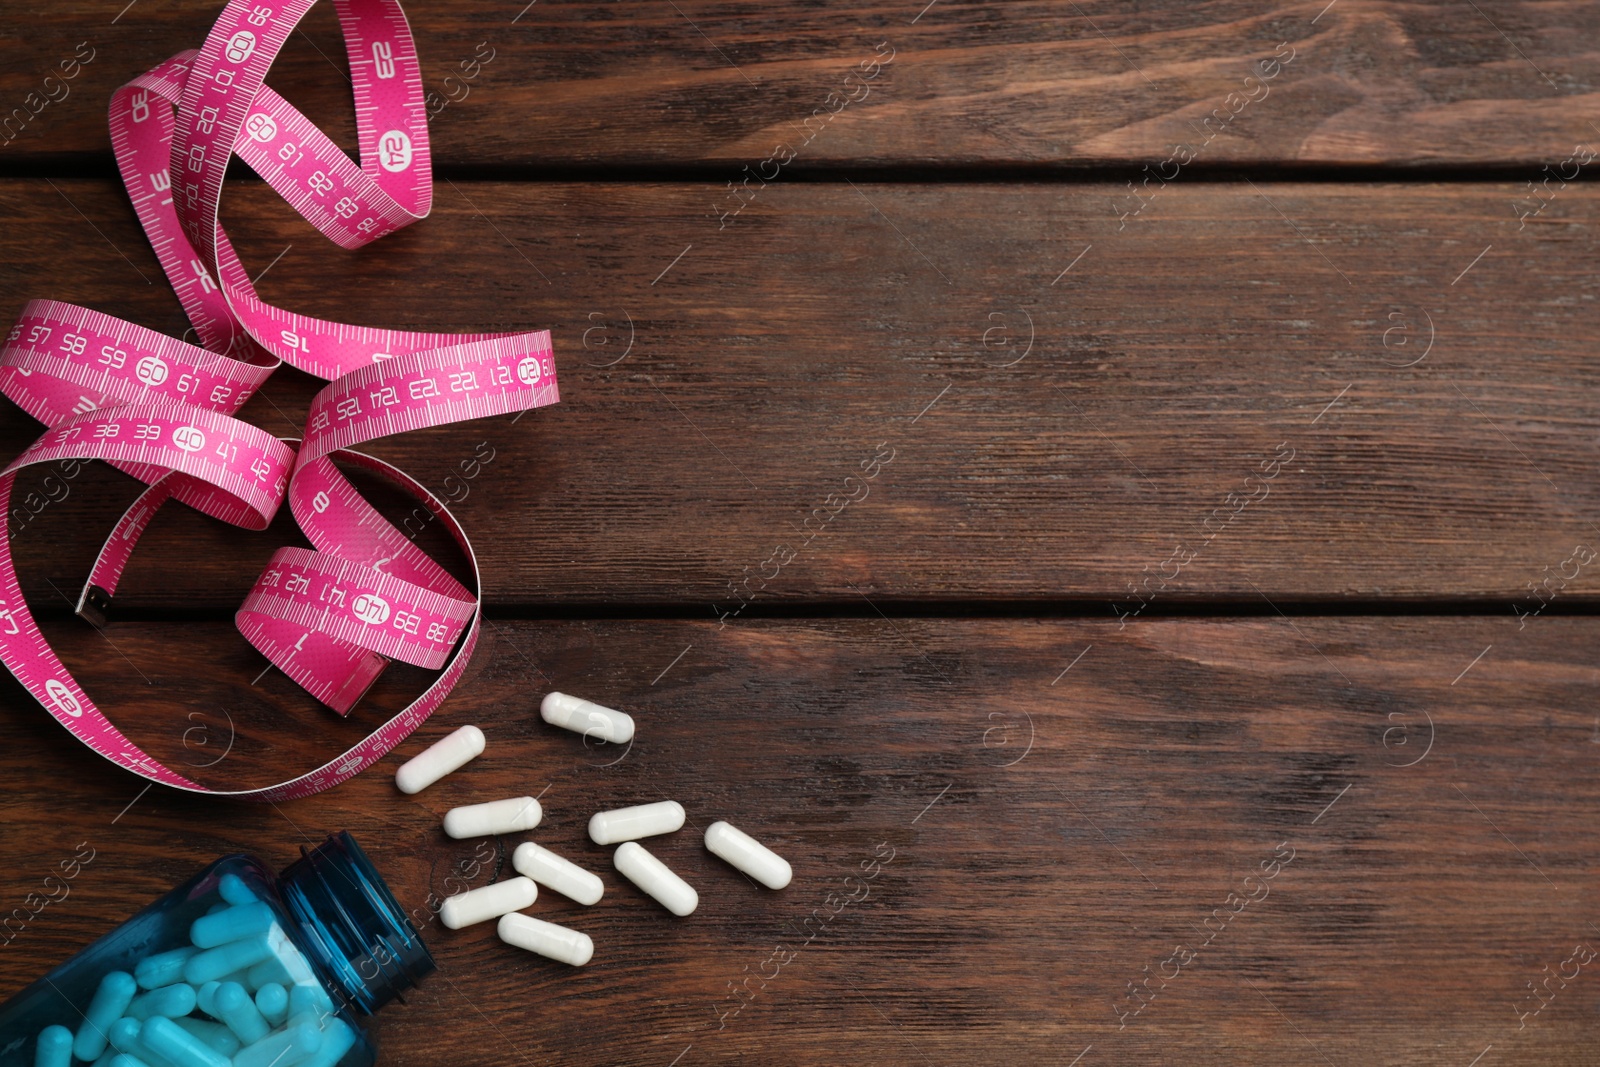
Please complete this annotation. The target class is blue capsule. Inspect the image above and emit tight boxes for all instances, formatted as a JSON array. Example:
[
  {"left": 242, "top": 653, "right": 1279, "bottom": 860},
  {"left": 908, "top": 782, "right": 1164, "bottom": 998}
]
[
  {"left": 297, "top": 1018, "right": 357, "bottom": 1067},
  {"left": 107, "top": 1017, "right": 142, "bottom": 1054},
  {"left": 212, "top": 981, "right": 270, "bottom": 1044},
  {"left": 134, "top": 947, "right": 197, "bottom": 990},
  {"left": 107, "top": 1056, "right": 154, "bottom": 1067},
  {"left": 33, "top": 1024, "right": 72, "bottom": 1067},
  {"left": 214, "top": 970, "right": 253, "bottom": 995},
  {"left": 168, "top": 1018, "right": 239, "bottom": 1057},
  {"left": 213, "top": 969, "right": 253, "bottom": 991},
  {"left": 246, "top": 940, "right": 314, "bottom": 988},
  {"left": 287, "top": 981, "right": 334, "bottom": 1018},
  {"left": 217, "top": 873, "right": 258, "bottom": 905},
  {"left": 254, "top": 982, "right": 288, "bottom": 1027},
  {"left": 139, "top": 1017, "right": 231, "bottom": 1067},
  {"left": 73, "top": 970, "right": 136, "bottom": 1060},
  {"left": 232, "top": 1014, "right": 323, "bottom": 1067},
  {"left": 126, "top": 984, "right": 196, "bottom": 1021},
  {"left": 189, "top": 902, "right": 275, "bottom": 949},
  {"left": 183, "top": 937, "right": 273, "bottom": 985},
  {"left": 244, "top": 955, "right": 290, "bottom": 988},
  {"left": 107, "top": 1018, "right": 172, "bottom": 1067}
]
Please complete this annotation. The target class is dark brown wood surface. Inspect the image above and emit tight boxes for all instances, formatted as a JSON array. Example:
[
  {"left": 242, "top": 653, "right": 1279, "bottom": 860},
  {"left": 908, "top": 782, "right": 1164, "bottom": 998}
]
[
  {"left": 2, "top": 618, "right": 1598, "bottom": 1066},
  {"left": 4, "top": 2, "right": 1600, "bottom": 169},
  {"left": 3, "top": 178, "right": 1600, "bottom": 610},
  {"left": 1, "top": 2, "right": 1598, "bottom": 1065}
]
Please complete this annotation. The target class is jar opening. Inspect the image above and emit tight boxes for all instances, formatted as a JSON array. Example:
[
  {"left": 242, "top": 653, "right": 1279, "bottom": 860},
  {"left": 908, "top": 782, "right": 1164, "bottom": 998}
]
[{"left": 280, "top": 832, "right": 434, "bottom": 1014}]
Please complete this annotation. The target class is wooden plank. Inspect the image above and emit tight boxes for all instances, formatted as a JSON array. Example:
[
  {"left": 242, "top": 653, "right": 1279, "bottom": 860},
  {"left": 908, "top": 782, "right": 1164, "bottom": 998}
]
[
  {"left": 2, "top": 177, "right": 1596, "bottom": 609},
  {"left": 0, "top": 618, "right": 1593, "bottom": 1063},
  {"left": 3, "top": 2, "right": 1599, "bottom": 168}
]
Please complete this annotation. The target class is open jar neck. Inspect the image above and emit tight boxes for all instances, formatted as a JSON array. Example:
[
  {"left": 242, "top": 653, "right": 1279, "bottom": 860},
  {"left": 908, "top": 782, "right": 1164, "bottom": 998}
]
[{"left": 278, "top": 832, "right": 434, "bottom": 1014}]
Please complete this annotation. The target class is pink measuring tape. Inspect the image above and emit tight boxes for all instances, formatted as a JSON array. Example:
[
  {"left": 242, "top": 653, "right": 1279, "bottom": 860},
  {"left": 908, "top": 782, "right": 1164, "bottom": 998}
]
[{"left": 0, "top": 0, "right": 558, "bottom": 800}]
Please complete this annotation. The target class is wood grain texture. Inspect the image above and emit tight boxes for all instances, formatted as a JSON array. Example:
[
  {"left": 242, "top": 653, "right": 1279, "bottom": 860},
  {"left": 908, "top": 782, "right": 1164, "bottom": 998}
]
[
  {"left": 1, "top": 2, "right": 1592, "bottom": 1064},
  {"left": 0, "top": 618, "right": 1595, "bottom": 1065},
  {"left": 2, "top": 2, "right": 1599, "bottom": 168},
  {"left": 1, "top": 178, "right": 1597, "bottom": 609}
]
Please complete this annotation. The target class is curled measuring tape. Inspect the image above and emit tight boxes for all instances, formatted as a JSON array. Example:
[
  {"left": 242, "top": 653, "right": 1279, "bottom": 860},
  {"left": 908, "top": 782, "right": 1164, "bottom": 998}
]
[{"left": 0, "top": 0, "right": 558, "bottom": 800}]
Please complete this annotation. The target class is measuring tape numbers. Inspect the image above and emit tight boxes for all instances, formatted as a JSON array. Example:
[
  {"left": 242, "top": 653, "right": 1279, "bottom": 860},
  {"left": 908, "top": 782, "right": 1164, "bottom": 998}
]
[{"left": 0, "top": 0, "right": 557, "bottom": 800}]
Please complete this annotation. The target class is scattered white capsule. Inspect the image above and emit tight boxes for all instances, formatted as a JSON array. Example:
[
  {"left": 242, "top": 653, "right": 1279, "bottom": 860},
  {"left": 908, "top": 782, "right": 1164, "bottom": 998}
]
[
  {"left": 589, "top": 800, "right": 685, "bottom": 845},
  {"left": 395, "top": 725, "right": 486, "bottom": 794},
  {"left": 614, "top": 841, "right": 697, "bottom": 916},
  {"left": 443, "top": 796, "right": 543, "bottom": 839},
  {"left": 511, "top": 842, "right": 604, "bottom": 906},
  {"left": 440, "top": 877, "right": 538, "bottom": 930},
  {"left": 497, "top": 912, "right": 594, "bottom": 967},
  {"left": 540, "top": 692, "right": 634, "bottom": 744},
  {"left": 704, "top": 821, "right": 793, "bottom": 890}
]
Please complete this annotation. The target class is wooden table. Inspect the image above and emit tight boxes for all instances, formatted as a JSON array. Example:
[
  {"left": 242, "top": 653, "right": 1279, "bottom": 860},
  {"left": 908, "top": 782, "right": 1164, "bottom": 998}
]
[{"left": 2, "top": 3, "right": 1599, "bottom": 1063}]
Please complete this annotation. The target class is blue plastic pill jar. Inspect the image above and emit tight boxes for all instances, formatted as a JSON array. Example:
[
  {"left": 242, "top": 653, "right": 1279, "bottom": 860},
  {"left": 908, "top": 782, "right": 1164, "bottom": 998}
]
[{"left": 0, "top": 831, "right": 432, "bottom": 1066}]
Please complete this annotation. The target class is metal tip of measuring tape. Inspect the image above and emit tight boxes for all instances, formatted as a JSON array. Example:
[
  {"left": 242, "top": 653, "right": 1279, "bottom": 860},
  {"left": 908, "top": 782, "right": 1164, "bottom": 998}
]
[{"left": 75, "top": 585, "right": 112, "bottom": 629}]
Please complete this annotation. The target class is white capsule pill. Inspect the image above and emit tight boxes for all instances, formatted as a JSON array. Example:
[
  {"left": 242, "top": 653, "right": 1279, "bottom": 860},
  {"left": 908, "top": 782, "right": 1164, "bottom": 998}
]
[
  {"left": 511, "top": 842, "right": 604, "bottom": 906},
  {"left": 540, "top": 692, "right": 634, "bottom": 744},
  {"left": 589, "top": 800, "right": 685, "bottom": 845},
  {"left": 497, "top": 912, "right": 594, "bottom": 967},
  {"left": 704, "top": 821, "right": 793, "bottom": 889},
  {"left": 613, "top": 841, "right": 697, "bottom": 916},
  {"left": 439, "top": 877, "right": 538, "bottom": 930},
  {"left": 443, "top": 796, "right": 542, "bottom": 839},
  {"left": 395, "top": 725, "right": 485, "bottom": 794}
]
